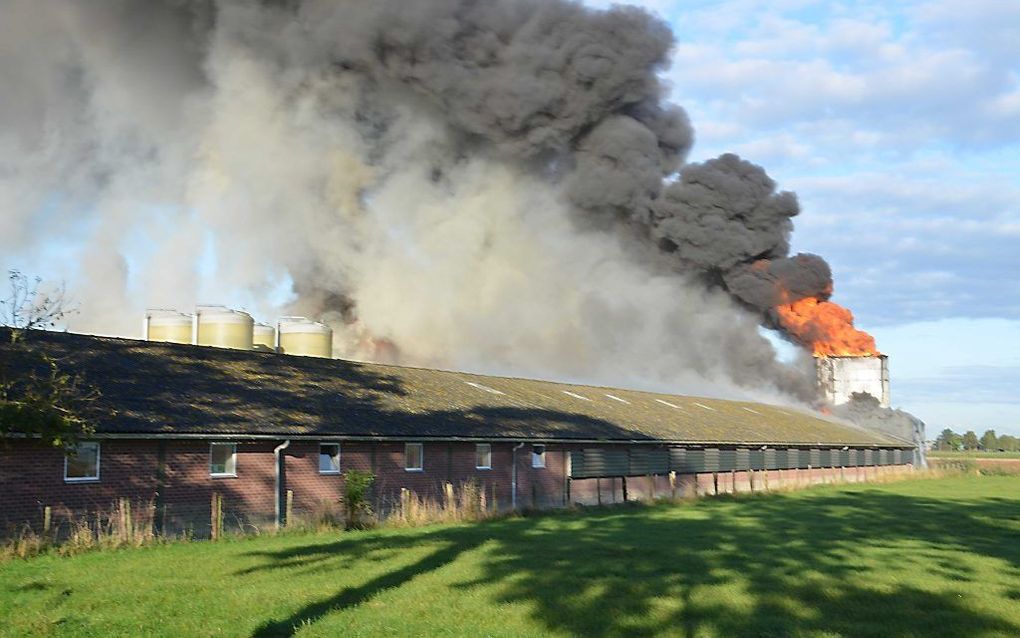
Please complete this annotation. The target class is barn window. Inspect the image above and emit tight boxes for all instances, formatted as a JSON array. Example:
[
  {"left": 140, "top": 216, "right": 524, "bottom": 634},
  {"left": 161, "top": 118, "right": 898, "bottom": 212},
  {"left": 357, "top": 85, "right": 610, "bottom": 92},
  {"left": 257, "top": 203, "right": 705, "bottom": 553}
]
[
  {"left": 476, "top": 444, "right": 492, "bottom": 469},
  {"left": 319, "top": 443, "right": 341, "bottom": 474},
  {"left": 532, "top": 445, "right": 546, "bottom": 468},
  {"left": 64, "top": 442, "right": 100, "bottom": 482},
  {"left": 210, "top": 443, "right": 237, "bottom": 477},
  {"left": 405, "top": 443, "right": 423, "bottom": 472}
]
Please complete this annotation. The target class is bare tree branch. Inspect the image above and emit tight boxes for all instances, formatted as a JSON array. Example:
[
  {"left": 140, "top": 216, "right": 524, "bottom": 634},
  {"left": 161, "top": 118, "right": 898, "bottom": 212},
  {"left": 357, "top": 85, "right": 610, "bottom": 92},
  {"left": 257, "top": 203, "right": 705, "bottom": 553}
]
[
  {"left": 1, "top": 272, "right": 100, "bottom": 450},
  {"left": 0, "top": 270, "right": 75, "bottom": 330}
]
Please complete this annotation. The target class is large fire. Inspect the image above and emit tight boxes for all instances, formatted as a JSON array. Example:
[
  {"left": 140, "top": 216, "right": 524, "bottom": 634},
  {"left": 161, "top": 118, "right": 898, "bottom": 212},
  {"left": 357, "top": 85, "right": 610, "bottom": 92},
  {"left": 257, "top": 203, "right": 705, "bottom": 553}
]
[{"left": 775, "top": 296, "right": 879, "bottom": 357}]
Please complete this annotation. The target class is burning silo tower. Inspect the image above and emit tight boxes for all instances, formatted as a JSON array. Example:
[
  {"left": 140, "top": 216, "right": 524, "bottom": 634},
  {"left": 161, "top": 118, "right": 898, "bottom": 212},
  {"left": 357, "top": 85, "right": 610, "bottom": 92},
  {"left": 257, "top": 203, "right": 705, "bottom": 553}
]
[
  {"left": 815, "top": 355, "right": 890, "bottom": 408},
  {"left": 771, "top": 292, "right": 889, "bottom": 408}
]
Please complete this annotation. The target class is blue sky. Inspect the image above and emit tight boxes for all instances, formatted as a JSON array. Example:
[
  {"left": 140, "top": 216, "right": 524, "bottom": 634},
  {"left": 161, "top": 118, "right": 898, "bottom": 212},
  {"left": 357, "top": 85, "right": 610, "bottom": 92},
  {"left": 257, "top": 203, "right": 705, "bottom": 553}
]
[{"left": 587, "top": 0, "right": 1019, "bottom": 436}]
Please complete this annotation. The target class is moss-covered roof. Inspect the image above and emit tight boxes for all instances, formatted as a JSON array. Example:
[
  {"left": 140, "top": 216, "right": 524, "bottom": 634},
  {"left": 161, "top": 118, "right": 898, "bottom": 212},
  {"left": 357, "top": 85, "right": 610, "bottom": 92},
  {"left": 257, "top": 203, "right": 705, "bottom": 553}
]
[{"left": 1, "top": 329, "right": 905, "bottom": 447}]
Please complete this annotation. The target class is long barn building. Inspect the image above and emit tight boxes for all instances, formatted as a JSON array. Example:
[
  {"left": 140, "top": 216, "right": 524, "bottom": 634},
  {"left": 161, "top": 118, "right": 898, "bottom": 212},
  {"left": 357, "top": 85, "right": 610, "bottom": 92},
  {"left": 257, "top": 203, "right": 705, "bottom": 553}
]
[{"left": 0, "top": 329, "right": 917, "bottom": 537}]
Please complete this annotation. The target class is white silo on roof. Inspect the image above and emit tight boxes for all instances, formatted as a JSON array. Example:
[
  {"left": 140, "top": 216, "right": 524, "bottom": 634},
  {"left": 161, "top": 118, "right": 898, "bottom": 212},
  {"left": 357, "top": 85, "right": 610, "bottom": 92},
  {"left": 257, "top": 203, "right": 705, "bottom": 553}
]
[
  {"left": 144, "top": 310, "right": 194, "bottom": 344},
  {"left": 196, "top": 306, "right": 254, "bottom": 350},
  {"left": 253, "top": 322, "right": 276, "bottom": 352},
  {"left": 278, "top": 317, "right": 332, "bottom": 358}
]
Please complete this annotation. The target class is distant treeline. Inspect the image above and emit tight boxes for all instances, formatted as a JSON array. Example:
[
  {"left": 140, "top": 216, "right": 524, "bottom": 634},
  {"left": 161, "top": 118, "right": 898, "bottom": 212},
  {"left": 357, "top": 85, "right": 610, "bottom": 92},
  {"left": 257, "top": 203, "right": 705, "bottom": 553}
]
[{"left": 934, "top": 428, "right": 1019, "bottom": 452}]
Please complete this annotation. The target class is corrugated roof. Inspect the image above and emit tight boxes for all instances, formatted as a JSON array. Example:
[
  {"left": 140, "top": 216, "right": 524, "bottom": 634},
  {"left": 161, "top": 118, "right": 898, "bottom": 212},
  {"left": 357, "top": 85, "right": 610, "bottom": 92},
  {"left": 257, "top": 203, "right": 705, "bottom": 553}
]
[{"left": 0, "top": 329, "right": 906, "bottom": 447}]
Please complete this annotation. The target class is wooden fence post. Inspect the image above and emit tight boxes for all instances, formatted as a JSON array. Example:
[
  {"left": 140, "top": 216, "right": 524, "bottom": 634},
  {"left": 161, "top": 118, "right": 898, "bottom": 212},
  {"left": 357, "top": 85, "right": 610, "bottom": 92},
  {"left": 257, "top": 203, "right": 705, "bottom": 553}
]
[
  {"left": 210, "top": 493, "right": 223, "bottom": 540},
  {"left": 120, "top": 498, "right": 133, "bottom": 540},
  {"left": 444, "top": 482, "right": 455, "bottom": 509}
]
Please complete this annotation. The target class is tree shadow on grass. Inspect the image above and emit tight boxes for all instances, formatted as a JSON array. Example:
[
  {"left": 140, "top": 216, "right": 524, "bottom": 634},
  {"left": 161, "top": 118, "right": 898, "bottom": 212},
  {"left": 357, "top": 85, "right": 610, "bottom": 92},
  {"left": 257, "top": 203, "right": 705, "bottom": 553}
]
[
  {"left": 243, "top": 487, "right": 1020, "bottom": 637},
  {"left": 250, "top": 538, "right": 479, "bottom": 637}
]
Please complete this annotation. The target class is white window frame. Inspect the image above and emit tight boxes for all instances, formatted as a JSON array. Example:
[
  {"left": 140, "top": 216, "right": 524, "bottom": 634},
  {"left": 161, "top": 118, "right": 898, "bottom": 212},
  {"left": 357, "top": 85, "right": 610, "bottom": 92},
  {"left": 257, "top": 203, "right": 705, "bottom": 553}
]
[
  {"left": 532, "top": 444, "right": 546, "bottom": 469},
  {"left": 209, "top": 442, "right": 238, "bottom": 477},
  {"left": 475, "top": 443, "right": 492, "bottom": 470},
  {"left": 319, "top": 442, "right": 341, "bottom": 475},
  {"left": 404, "top": 442, "right": 424, "bottom": 472},
  {"left": 64, "top": 441, "right": 101, "bottom": 483}
]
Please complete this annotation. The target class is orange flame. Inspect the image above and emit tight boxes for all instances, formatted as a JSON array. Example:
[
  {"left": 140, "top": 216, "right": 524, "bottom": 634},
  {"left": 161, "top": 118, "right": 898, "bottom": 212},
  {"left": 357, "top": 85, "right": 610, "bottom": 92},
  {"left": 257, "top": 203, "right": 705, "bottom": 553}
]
[{"left": 775, "top": 296, "right": 879, "bottom": 357}]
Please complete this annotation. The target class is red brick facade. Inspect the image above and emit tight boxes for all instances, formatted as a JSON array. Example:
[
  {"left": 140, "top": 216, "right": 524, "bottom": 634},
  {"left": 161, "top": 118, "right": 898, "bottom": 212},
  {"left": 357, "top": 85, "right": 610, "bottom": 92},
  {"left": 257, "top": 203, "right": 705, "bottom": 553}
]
[
  {"left": 0, "top": 439, "right": 914, "bottom": 538},
  {"left": 0, "top": 439, "right": 571, "bottom": 536}
]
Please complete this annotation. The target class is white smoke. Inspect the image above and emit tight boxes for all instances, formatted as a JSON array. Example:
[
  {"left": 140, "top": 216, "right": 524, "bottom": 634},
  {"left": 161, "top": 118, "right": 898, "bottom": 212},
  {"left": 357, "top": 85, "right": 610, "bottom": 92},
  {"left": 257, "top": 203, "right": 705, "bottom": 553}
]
[{"left": 0, "top": 0, "right": 816, "bottom": 404}]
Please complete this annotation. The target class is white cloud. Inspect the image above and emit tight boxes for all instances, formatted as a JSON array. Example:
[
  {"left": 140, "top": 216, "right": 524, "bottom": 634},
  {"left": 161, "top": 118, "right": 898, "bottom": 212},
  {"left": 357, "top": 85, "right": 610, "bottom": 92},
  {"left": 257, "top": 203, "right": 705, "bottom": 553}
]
[{"left": 668, "top": 2, "right": 1020, "bottom": 148}]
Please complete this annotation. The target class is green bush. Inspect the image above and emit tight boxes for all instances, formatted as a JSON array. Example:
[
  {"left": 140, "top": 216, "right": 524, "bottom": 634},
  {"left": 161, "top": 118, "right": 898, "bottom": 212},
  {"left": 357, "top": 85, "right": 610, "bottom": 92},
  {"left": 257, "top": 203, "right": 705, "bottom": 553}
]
[{"left": 342, "top": 470, "right": 376, "bottom": 530}]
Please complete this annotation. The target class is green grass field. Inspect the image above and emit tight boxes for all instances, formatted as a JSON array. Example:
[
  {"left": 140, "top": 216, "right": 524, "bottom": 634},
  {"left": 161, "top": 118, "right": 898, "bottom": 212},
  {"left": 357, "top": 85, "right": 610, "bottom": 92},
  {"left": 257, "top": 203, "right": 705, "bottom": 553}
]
[
  {"left": 929, "top": 450, "right": 1020, "bottom": 459},
  {"left": 3, "top": 476, "right": 1019, "bottom": 637}
]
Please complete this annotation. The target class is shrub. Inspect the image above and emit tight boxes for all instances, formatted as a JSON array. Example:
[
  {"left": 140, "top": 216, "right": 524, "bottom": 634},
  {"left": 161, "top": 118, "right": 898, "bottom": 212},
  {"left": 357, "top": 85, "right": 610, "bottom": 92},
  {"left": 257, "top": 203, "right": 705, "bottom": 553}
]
[{"left": 342, "top": 470, "right": 376, "bottom": 530}]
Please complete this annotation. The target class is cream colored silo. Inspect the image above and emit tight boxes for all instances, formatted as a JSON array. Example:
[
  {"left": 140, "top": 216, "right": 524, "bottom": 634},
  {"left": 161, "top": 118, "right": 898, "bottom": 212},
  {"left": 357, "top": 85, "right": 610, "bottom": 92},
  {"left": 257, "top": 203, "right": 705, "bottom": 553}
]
[
  {"left": 145, "top": 311, "right": 194, "bottom": 344},
  {"left": 278, "top": 317, "right": 333, "bottom": 358},
  {"left": 253, "top": 323, "right": 276, "bottom": 352},
  {"left": 196, "top": 307, "right": 254, "bottom": 350}
]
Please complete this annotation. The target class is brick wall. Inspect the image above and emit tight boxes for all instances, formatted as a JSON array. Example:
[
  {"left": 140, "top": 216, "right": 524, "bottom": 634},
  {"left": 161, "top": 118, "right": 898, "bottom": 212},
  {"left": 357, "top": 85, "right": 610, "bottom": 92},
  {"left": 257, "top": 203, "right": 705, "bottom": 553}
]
[
  {"left": 0, "top": 440, "right": 159, "bottom": 536},
  {"left": 0, "top": 439, "right": 566, "bottom": 537},
  {"left": 0, "top": 439, "right": 917, "bottom": 538}
]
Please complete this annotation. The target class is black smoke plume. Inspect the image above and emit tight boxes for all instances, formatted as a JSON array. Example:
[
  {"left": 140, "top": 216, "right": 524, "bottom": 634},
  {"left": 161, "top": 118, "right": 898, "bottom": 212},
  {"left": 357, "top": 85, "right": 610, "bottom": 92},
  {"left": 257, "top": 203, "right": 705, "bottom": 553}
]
[{"left": 1, "top": 0, "right": 845, "bottom": 402}]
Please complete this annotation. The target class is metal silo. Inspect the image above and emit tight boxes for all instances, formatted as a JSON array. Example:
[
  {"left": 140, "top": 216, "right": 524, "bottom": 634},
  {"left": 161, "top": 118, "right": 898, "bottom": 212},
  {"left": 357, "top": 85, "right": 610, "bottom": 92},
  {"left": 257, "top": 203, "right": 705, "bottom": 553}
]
[
  {"left": 196, "top": 306, "right": 254, "bottom": 350},
  {"left": 253, "top": 323, "right": 276, "bottom": 352},
  {"left": 144, "top": 310, "right": 194, "bottom": 344},
  {"left": 278, "top": 317, "right": 333, "bottom": 358}
]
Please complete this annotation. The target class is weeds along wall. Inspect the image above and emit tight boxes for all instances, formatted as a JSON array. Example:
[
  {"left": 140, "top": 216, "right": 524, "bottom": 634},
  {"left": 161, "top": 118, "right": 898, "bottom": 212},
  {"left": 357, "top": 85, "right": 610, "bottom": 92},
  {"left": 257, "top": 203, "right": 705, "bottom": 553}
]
[{"left": 1, "top": 439, "right": 915, "bottom": 539}]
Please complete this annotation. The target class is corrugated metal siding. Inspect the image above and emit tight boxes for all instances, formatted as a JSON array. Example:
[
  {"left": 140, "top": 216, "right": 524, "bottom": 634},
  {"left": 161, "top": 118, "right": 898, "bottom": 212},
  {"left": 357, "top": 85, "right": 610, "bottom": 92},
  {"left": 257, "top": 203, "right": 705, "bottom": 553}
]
[
  {"left": 571, "top": 447, "right": 677, "bottom": 478},
  {"left": 719, "top": 449, "right": 738, "bottom": 472},
  {"left": 570, "top": 449, "right": 629, "bottom": 478},
  {"left": 570, "top": 443, "right": 911, "bottom": 477},
  {"left": 669, "top": 447, "right": 686, "bottom": 471},
  {"left": 630, "top": 448, "right": 670, "bottom": 475},
  {"left": 685, "top": 449, "right": 710, "bottom": 473},
  {"left": 781, "top": 448, "right": 794, "bottom": 468},
  {"left": 796, "top": 449, "right": 812, "bottom": 469},
  {"left": 828, "top": 449, "right": 841, "bottom": 467},
  {"left": 736, "top": 448, "right": 751, "bottom": 470},
  {"left": 704, "top": 449, "right": 720, "bottom": 473}
]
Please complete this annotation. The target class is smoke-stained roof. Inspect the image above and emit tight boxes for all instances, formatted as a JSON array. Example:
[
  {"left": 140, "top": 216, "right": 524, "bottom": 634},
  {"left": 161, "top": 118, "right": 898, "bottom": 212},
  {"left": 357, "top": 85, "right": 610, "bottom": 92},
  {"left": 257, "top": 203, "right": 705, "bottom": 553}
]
[{"left": 1, "top": 329, "right": 905, "bottom": 447}]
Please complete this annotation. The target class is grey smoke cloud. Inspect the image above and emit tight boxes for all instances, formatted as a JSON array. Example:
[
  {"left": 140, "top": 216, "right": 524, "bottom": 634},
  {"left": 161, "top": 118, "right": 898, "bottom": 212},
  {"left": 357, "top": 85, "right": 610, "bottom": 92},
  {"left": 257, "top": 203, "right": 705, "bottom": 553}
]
[
  {"left": 833, "top": 393, "right": 927, "bottom": 466},
  {"left": 724, "top": 254, "right": 833, "bottom": 313},
  {"left": 0, "top": 0, "right": 838, "bottom": 404},
  {"left": 649, "top": 154, "right": 832, "bottom": 311}
]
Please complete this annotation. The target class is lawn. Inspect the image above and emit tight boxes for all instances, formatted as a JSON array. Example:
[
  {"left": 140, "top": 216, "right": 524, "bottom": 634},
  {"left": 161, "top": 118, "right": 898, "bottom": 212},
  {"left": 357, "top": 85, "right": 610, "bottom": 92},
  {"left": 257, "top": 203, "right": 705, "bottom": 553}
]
[
  {"left": 2, "top": 476, "right": 1019, "bottom": 637},
  {"left": 929, "top": 450, "right": 1020, "bottom": 459}
]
